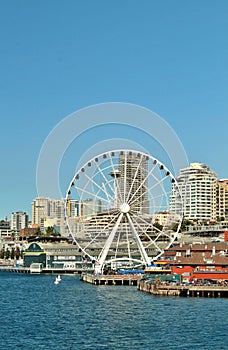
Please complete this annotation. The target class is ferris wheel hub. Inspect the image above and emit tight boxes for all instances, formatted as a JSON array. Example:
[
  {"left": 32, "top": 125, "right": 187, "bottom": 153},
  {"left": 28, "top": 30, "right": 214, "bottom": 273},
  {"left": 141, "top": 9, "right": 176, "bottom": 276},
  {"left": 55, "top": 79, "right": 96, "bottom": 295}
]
[{"left": 120, "top": 203, "right": 130, "bottom": 213}]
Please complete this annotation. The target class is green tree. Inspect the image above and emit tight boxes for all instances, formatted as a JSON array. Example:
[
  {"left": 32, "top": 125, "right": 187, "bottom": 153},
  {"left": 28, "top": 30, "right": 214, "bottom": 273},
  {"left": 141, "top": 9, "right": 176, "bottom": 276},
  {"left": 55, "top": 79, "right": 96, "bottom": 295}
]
[
  {"left": 10, "top": 248, "right": 15, "bottom": 260},
  {"left": 181, "top": 219, "right": 194, "bottom": 231},
  {"left": 15, "top": 247, "right": 20, "bottom": 260},
  {"left": 5, "top": 248, "right": 10, "bottom": 259},
  {"left": 0, "top": 248, "right": 5, "bottom": 259},
  {"left": 45, "top": 226, "right": 54, "bottom": 236}
]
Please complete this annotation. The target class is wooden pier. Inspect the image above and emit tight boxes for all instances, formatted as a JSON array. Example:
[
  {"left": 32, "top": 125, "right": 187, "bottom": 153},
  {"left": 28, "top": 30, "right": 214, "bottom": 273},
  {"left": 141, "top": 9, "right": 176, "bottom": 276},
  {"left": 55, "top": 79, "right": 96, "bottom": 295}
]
[
  {"left": 81, "top": 273, "right": 143, "bottom": 285},
  {"left": 138, "top": 280, "right": 228, "bottom": 298},
  {"left": 0, "top": 266, "right": 30, "bottom": 273}
]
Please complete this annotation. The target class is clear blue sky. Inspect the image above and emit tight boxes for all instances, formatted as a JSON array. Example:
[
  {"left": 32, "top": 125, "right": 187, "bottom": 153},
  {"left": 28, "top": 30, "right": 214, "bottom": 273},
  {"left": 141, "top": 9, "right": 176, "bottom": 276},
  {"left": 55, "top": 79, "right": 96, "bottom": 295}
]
[{"left": 0, "top": 0, "right": 227, "bottom": 219}]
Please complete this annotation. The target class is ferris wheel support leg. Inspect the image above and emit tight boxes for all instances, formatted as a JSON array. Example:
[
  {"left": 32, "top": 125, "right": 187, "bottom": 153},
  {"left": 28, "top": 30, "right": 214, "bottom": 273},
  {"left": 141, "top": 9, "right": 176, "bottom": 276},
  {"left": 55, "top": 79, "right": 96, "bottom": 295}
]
[
  {"left": 96, "top": 213, "right": 124, "bottom": 274},
  {"left": 126, "top": 213, "right": 151, "bottom": 266}
]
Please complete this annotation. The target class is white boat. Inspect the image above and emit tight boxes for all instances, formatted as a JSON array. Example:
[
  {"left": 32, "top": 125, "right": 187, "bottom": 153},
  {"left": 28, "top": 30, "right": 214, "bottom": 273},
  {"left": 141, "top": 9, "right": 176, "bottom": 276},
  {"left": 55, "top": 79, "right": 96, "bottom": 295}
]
[
  {"left": 57, "top": 275, "right": 61, "bottom": 282},
  {"left": 54, "top": 277, "right": 59, "bottom": 285}
]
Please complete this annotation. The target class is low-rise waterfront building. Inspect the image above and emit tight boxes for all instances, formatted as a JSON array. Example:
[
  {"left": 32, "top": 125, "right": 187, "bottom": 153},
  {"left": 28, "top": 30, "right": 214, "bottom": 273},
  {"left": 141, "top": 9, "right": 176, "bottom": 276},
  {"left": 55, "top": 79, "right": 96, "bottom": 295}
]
[
  {"left": 23, "top": 237, "right": 93, "bottom": 270},
  {"left": 164, "top": 241, "right": 228, "bottom": 280}
]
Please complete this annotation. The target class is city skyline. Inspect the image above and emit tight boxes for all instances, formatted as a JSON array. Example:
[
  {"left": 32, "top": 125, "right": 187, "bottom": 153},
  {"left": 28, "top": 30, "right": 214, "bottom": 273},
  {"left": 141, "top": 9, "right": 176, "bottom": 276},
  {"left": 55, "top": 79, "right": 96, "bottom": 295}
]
[
  {"left": 0, "top": 1, "right": 227, "bottom": 218},
  {"left": 1, "top": 154, "right": 228, "bottom": 222},
  {"left": 3, "top": 159, "right": 227, "bottom": 223}
]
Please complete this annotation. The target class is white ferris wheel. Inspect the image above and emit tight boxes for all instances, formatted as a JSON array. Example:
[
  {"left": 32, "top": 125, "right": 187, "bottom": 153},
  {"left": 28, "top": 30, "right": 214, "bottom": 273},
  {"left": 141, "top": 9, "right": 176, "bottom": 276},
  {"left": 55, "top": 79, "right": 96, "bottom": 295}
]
[{"left": 65, "top": 150, "right": 183, "bottom": 274}]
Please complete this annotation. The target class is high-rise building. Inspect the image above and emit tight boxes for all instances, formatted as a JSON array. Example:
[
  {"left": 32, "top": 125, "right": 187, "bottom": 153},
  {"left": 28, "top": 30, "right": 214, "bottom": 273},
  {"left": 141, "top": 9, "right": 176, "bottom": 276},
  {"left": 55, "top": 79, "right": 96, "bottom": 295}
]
[
  {"left": 50, "top": 199, "right": 65, "bottom": 219},
  {"left": 118, "top": 152, "right": 149, "bottom": 213},
  {"left": 170, "top": 163, "right": 217, "bottom": 221},
  {"left": 11, "top": 211, "right": 29, "bottom": 230},
  {"left": 67, "top": 199, "right": 82, "bottom": 217},
  {"left": 32, "top": 197, "right": 51, "bottom": 226},
  {"left": 32, "top": 197, "right": 65, "bottom": 232},
  {"left": 216, "top": 179, "right": 228, "bottom": 221}
]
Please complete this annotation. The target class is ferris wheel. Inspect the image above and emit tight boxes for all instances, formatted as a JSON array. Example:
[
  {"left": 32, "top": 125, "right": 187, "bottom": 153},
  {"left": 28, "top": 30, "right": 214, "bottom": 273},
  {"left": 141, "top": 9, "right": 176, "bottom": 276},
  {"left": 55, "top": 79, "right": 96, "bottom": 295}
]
[{"left": 65, "top": 150, "right": 183, "bottom": 274}]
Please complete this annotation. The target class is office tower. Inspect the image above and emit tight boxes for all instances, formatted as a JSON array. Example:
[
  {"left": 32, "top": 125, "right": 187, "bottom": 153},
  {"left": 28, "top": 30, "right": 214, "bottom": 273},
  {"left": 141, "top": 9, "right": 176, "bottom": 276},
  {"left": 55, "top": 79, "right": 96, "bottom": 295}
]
[{"left": 118, "top": 152, "right": 149, "bottom": 213}]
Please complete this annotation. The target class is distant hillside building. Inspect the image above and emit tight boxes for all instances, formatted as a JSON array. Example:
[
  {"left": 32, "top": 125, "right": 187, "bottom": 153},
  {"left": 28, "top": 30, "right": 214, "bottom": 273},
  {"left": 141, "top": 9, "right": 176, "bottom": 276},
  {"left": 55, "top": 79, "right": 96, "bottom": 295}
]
[
  {"left": 32, "top": 197, "right": 65, "bottom": 232},
  {"left": 67, "top": 199, "right": 81, "bottom": 217},
  {"left": 11, "top": 211, "right": 29, "bottom": 230},
  {"left": 82, "top": 198, "right": 103, "bottom": 218},
  {"left": 216, "top": 179, "right": 228, "bottom": 221}
]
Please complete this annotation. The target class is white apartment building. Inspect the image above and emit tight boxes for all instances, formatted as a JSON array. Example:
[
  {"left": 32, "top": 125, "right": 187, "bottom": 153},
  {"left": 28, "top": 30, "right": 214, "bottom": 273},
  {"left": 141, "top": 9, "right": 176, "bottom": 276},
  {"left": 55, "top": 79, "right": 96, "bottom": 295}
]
[
  {"left": 216, "top": 179, "right": 228, "bottom": 220},
  {"left": 11, "top": 211, "right": 29, "bottom": 230},
  {"left": 170, "top": 163, "right": 217, "bottom": 221}
]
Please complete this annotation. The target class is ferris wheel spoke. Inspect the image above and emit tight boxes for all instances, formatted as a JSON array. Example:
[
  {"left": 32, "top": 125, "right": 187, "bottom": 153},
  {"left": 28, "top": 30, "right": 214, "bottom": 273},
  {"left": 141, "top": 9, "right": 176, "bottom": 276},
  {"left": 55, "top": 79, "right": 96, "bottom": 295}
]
[
  {"left": 95, "top": 161, "right": 115, "bottom": 196},
  {"left": 82, "top": 171, "right": 115, "bottom": 203},
  {"left": 126, "top": 213, "right": 151, "bottom": 265},
  {"left": 130, "top": 211, "right": 164, "bottom": 236},
  {"left": 97, "top": 213, "right": 124, "bottom": 268},
  {"left": 89, "top": 173, "right": 114, "bottom": 201},
  {"left": 123, "top": 153, "right": 127, "bottom": 202},
  {"left": 125, "top": 153, "right": 144, "bottom": 204},
  {"left": 149, "top": 188, "right": 172, "bottom": 200},
  {"left": 147, "top": 173, "right": 169, "bottom": 193},
  {"left": 108, "top": 152, "right": 124, "bottom": 204},
  {"left": 125, "top": 223, "right": 132, "bottom": 260},
  {"left": 131, "top": 215, "right": 163, "bottom": 252},
  {"left": 127, "top": 161, "right": 157, "bottom": 206},
  {"left": 154, "top": 229, "right": 174, "bottom": 242},
  {"left": 129, "top": 172, "right": 168, "bottom": 209},
  {"left": 113, "top": 230, "right": 121, "bottom": 261},
  {"left": 83, "top": 211, "right": 121, "bottom": 250},
  {"left": 73, "top": 185, "right": 111, "bottom": 204},
  {"left": 130, "top": 215, "right": 152, "bottom": 238}
]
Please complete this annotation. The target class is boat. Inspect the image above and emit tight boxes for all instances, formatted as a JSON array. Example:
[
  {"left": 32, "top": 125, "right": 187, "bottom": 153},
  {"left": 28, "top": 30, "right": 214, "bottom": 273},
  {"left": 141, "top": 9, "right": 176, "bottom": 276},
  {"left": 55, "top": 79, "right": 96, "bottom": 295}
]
[{"left": 57, "top": 274, "right": 61, "bottom": 282}]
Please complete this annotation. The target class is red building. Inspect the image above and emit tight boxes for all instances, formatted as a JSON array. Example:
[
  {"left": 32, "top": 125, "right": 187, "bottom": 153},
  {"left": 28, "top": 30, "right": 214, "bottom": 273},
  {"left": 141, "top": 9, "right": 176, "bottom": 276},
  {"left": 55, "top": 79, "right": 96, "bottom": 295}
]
[
  {"left": 20, "top": 226, "right": 40, "bottom": 238},
  {"left": 164, "top": 242, "right": 228, "bottom": 280}
]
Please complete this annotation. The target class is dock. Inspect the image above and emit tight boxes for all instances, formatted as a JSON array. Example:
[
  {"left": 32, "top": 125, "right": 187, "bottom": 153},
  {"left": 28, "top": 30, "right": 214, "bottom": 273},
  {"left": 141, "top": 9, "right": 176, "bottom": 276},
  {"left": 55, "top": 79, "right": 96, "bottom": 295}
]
[
  {"left": 0, "top": 266, "right": 94, "bottom": 274},
  {"left": 138, "top": 280, "right": 228, "bottom": 298},
  {"left": 81, "top": 273, "right": 143, "bottom": 285}
]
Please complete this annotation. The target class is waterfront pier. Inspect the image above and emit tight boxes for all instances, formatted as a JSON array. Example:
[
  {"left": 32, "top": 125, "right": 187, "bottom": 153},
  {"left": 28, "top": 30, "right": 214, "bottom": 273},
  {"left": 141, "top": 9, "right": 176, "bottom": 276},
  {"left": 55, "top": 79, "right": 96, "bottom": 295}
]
[
  {"left": 137, "top": 280, "right": 228, "bottom": 298},
  {"left": 0, "top": 265, "right": 94, "bottom": 275},
  {"left": 81, "top": 273, "right": 143, "bottom": 285}
]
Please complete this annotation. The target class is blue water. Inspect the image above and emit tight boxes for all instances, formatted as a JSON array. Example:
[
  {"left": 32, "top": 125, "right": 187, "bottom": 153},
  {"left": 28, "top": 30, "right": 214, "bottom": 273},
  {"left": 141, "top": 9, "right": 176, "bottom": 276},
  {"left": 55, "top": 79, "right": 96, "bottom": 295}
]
[{"left": 0, "top": 273, "right": 227, "bottom": 350}]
